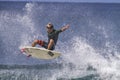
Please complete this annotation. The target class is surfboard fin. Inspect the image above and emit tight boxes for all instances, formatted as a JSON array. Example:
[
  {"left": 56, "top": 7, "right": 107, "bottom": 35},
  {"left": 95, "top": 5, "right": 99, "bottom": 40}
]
[
  {"left": 21, "top": 48, "right": 31, "bottom": 57},
  {"left": 21, "top": 48, "right": 25, "bottom": 53},
  {"left": 27, "top": 55, "right": 32, "bottom": 57}
]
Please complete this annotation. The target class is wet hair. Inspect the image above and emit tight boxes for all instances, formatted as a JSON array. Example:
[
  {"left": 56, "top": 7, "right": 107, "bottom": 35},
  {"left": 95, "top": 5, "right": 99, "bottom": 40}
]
[{"left": 46, "top": 23, "right": 54, "bottom": 29}]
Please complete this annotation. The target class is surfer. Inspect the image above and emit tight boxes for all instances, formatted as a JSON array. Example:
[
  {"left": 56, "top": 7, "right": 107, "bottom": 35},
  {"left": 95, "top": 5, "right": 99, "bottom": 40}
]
[{"left": 32, "top": 23, "right": 69, "bottom": 50}]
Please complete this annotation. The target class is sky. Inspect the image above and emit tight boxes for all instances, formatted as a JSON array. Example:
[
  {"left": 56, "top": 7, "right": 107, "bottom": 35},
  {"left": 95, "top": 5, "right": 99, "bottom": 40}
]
[{"left": 1, "top": 0, "right": 120, "bottom": 3}]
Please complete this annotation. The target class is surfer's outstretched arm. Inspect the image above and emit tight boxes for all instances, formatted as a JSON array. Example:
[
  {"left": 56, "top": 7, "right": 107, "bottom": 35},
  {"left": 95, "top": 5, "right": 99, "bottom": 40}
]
[{"left": 61, "top": 24, "right": 70, "bottom": 32}]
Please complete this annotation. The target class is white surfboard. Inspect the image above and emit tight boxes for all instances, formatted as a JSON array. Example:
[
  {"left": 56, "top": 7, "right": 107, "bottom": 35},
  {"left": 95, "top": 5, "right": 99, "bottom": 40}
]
[{"left": 20, "top": 46, "right": 61, "bottom": 60}]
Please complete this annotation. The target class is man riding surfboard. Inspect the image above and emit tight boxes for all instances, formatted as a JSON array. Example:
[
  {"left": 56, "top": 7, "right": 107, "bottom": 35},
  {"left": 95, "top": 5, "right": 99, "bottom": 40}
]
[{"left": 32, "top": 23, "right": 69, "bottom": 50}]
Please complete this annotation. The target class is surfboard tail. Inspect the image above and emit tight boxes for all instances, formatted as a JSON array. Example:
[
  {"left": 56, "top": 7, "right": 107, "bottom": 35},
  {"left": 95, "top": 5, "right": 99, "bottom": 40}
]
[
  {"left": 21, "top": 48, "right": 25, "bottom": 53},
  {"left": 20, "top": 48, "right": 31, "bottom": 57}
]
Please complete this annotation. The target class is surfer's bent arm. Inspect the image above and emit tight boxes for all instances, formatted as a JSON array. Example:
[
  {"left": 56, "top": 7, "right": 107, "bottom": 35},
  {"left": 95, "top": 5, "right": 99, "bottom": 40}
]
[
  {"left": 61, "top": 24, "right": 70, "bottom": 32},
  {"left": 47, "top": 39, "right": 54, "bottom": 50}
]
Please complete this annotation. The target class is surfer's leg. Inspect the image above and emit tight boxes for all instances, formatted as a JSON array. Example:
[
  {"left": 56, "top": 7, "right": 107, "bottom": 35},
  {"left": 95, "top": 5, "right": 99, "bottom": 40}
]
[
  {"left": 41, "top": 42, "right": 54, "bottom": 50},
  {"left": 32, "top": 40, "right": 44, "bottom": 47},
  {"left": 32, "top": 40, "right": 55, "bottom": 50},
  {"left": 42, "top": 42, "right": 55, "bottom": 50},
  {"left": 42, "top": 42, "right": 48, "bottom": 49}
]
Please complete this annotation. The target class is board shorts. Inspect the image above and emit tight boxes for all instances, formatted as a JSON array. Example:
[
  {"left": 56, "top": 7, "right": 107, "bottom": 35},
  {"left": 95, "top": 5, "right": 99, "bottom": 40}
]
[{"left": 36, "top": 40, "right": 55, "bottom": 50}]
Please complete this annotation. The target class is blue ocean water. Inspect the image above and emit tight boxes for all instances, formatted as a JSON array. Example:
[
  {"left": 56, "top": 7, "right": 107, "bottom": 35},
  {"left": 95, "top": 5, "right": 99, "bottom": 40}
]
[{"left": 0, "top": 1, "right": 120, "bottom": 80}]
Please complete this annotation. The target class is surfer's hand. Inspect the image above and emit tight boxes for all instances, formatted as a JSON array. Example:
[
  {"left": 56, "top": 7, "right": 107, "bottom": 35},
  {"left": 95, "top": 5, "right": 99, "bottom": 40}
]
[{"left": 61, "top": 24, "right": 70, "bottom": 31}]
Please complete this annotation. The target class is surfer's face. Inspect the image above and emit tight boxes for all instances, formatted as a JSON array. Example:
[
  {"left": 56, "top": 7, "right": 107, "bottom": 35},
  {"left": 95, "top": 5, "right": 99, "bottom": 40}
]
[
  {"left": 46, "top": 26, "right": 53, "bottom": 33},
  {"left": 46, "top": 23, "right": 54, "bottom": 33}
]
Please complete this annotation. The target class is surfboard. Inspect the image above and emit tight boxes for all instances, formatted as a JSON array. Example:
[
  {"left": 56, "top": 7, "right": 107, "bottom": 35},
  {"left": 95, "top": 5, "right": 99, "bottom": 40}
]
[{"left": 20, "top": 46, "right": 61, "bottom": 60}]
